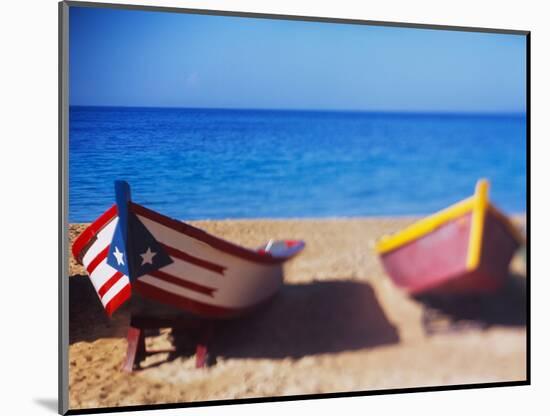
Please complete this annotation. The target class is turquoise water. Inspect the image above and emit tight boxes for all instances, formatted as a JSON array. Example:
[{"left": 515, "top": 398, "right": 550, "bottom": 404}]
[{"left": 69, "top": 107, "right": 526, "bottom": 222}]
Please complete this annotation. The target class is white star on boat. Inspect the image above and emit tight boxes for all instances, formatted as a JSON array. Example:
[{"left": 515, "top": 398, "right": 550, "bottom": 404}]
[
  {"left": 113, "top": 246, "right": 125, "bottom": 265},
  {"left": 140, "top": 247, "right": 156, "bottom": 265}
]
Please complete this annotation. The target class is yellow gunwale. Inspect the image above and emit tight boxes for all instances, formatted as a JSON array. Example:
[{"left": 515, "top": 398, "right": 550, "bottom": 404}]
[{"left": 375, "top": 196, "right": 475, "bottom": 255}]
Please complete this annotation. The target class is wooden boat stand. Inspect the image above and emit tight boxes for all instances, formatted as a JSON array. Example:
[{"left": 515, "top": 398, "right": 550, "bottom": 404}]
[{"left": 122, "top": 314, "right": 216, "bottom": 372}]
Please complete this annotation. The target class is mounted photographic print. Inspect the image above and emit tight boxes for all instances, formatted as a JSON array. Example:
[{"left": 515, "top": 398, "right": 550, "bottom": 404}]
[{"left": 59, "top": 1, "right": 529, "bottom": 414}]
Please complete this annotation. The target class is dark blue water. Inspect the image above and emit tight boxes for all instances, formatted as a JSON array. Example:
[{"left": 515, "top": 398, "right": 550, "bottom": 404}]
[{"left": 69, "top": 106, "right": 526, "bottom": 222}]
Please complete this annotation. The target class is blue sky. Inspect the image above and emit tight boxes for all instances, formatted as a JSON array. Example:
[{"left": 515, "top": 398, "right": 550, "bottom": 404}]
[{"left": 69, "top": 6, "right": 526, "bottom": 113}]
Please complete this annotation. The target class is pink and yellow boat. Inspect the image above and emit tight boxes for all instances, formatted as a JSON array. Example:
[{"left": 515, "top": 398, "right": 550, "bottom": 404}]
[{"left": 376, "top": 179, "right": 525, "bottom": 295}]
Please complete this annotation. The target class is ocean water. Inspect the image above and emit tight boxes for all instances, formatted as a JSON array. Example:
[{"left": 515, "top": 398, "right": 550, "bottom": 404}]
[{"left": 69, "top": 107, "right": 526, "bottom": 223}]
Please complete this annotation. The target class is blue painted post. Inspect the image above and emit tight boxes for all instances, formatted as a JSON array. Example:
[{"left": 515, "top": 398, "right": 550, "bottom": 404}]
[{"left": 114, "top": 180, "right": 131, "bottom": 246}]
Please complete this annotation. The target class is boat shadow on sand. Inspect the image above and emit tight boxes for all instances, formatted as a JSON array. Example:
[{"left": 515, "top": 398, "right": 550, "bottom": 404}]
[
  {"left": 414, "top": 272, "right": 527, "bottom": 335},
  {"left": 69, "top": 277, "right": 400, "bottom": 360},
  {"left": 209, "top": 279, "right": 400, "bottom": 360}
]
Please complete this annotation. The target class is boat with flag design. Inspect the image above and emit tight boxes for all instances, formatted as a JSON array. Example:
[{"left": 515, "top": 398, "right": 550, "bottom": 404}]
[
  {"left": 71, "top": 181, "right": 306, "bottom": 319},
  {"left": 375, "top": 179, "right": 525, "bottom": 295}
]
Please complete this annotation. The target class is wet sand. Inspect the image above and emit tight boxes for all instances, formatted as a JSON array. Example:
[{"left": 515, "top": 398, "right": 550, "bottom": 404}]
[{"left": 68, "top": 217, "right": 527, "bottom": 410}]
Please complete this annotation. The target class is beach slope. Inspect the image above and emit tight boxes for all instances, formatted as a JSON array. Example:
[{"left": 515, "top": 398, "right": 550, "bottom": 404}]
[{"left": 68, "top": 217, "right": 526, "bottom": 410}]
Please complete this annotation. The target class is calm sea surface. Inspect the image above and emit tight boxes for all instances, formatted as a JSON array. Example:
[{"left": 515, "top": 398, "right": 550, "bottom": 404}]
[{"left": 69, "top": 107, "right": 526, "bottom": 222}]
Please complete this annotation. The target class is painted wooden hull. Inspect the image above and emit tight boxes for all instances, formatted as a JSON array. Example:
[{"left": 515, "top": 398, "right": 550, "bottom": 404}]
[
  {"left": 376, "top": 180, "right": 524, "bottom": 295},
  {"left": 72, "top": 199, "right": 305, "bottom": 319}
]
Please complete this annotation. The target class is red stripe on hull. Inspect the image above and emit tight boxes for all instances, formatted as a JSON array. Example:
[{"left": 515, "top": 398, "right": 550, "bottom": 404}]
[
  {"left": 133, "top": 280, "right": 257, "bottom": 319},
  {"left": 98, "top": 271, "right": 124, "bottom": 298},
  {"left": 148, "top": 270, "right": 216, "bottom": 297},
  {"left": 104, "top": 283, "right": 132, "bottom": 317},
  {"left": 86, "top": 246, "right": 109, "bottom": 275},
  {"left": 72, "top": 205, "right": 118, "bottom": 262},
  {"left": 161, "top": 244, "right": 226, "bottom": 275},
  {"left": 131, "top": 202, "right": 295, "bottom": 265}
]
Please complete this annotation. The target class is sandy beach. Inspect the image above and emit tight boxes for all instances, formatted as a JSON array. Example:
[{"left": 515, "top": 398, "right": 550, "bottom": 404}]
[{"left": 68, "top": 217, "right": 527, "bottom": 411}]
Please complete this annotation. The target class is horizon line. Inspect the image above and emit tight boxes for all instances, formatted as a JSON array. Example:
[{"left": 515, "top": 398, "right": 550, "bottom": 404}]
[
  {"left": 68, "top": 211, "right": 527, "bottom": 224},
  {"left": 69, "top": 105, "right": 526, "bottom": 116}
]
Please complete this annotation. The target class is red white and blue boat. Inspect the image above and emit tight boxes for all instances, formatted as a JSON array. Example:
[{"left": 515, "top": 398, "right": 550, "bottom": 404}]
[{"left": 72, "top": 181, "right": 305, "bottom": 319}]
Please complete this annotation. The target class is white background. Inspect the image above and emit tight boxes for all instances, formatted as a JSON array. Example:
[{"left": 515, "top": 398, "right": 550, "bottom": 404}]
[{"left": 0, "top": 0, "right": 547, "bottom": 414}]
